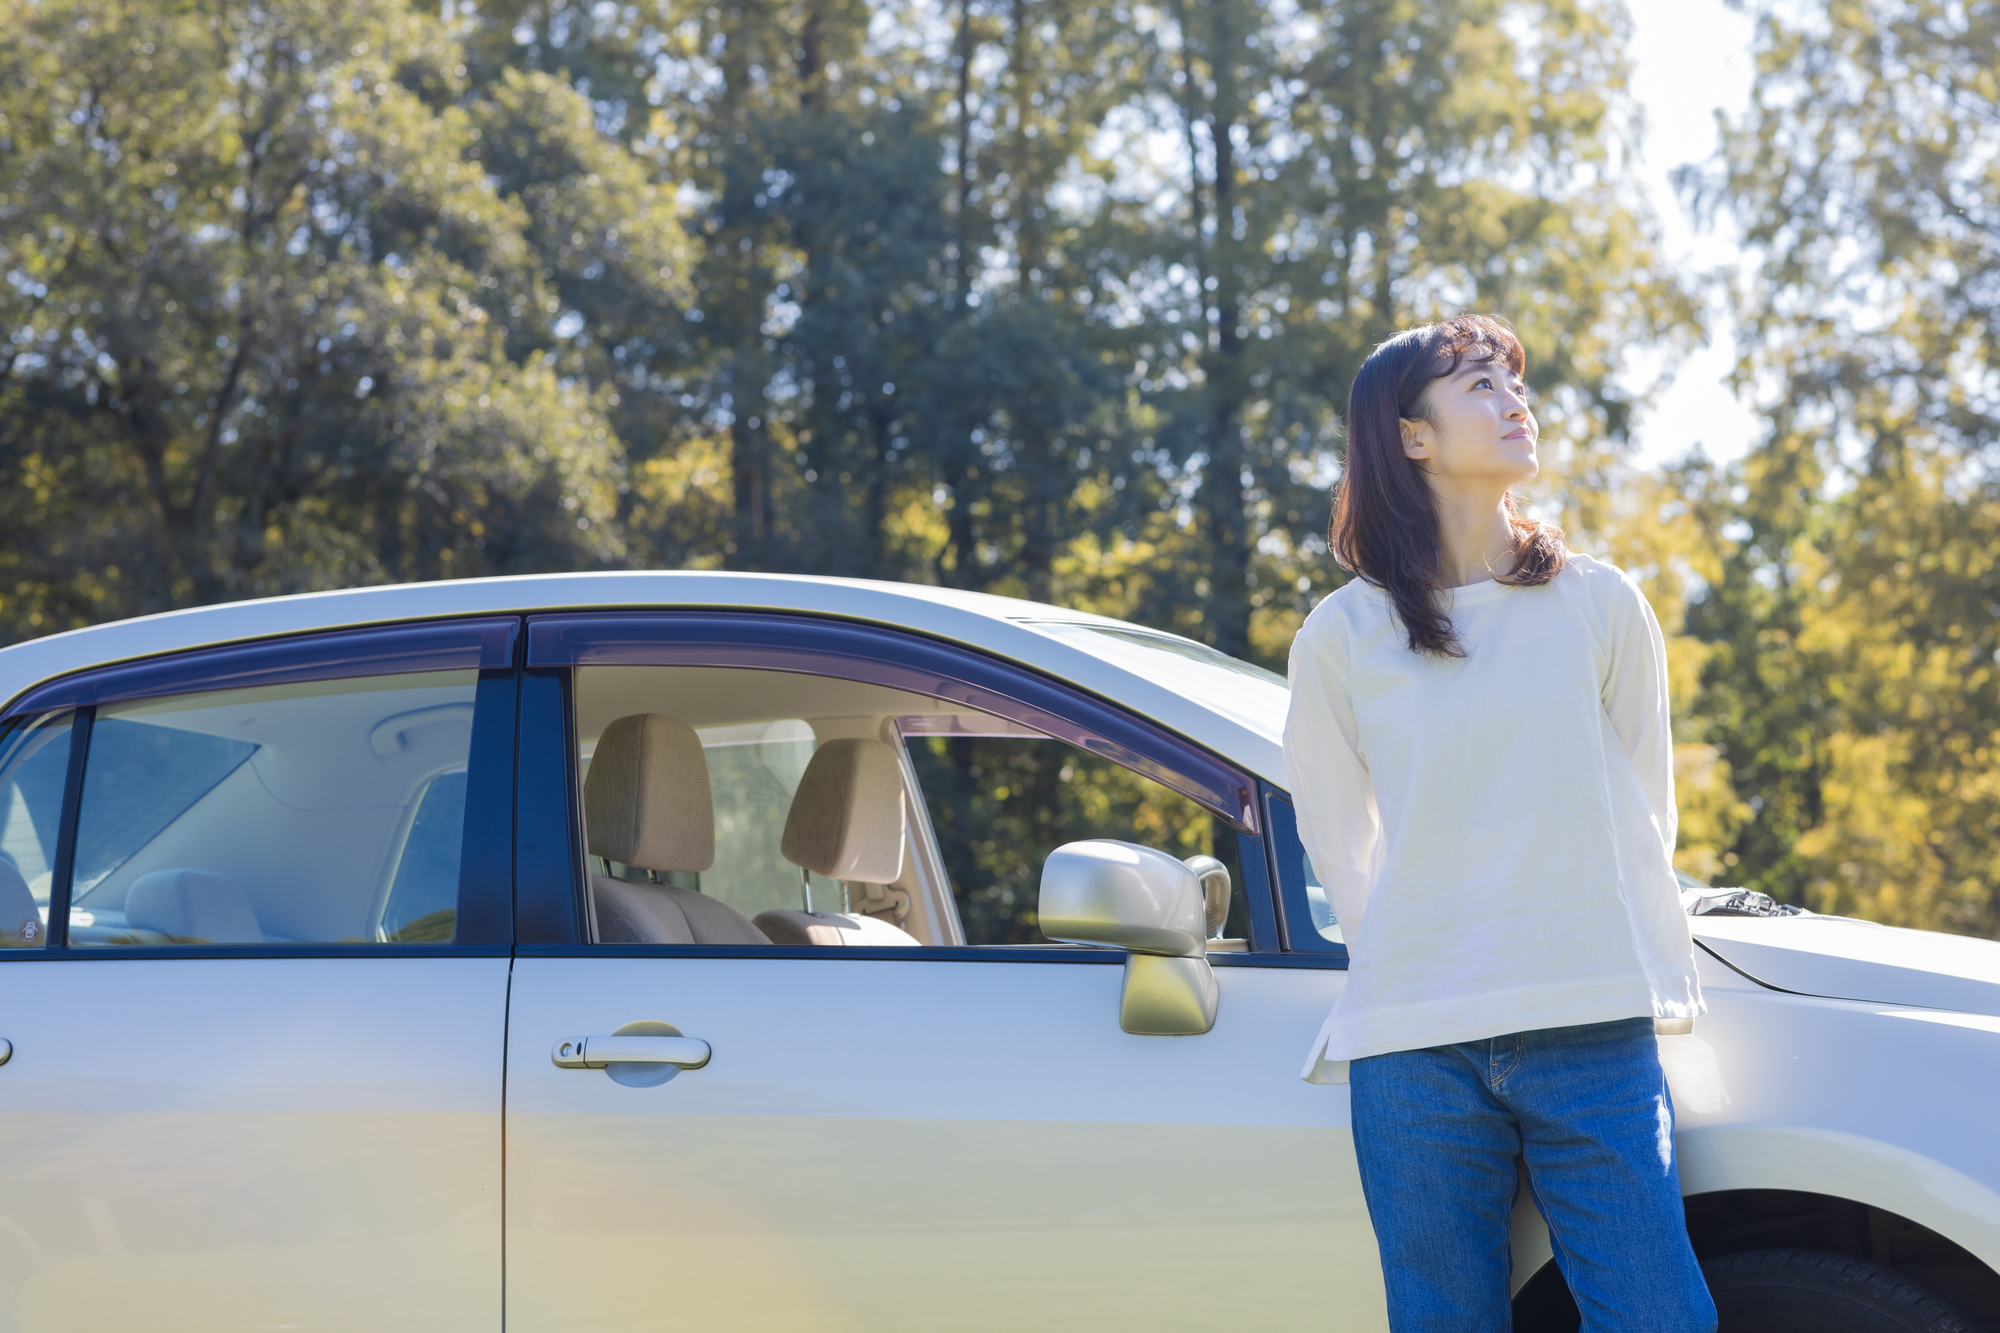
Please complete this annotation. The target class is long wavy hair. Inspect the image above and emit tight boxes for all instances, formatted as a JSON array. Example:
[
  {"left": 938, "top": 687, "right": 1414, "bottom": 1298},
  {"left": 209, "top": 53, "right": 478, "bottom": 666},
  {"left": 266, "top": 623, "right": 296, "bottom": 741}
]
[{"left": 1329, "top": 314, "right": 1567, "bottom": 658}]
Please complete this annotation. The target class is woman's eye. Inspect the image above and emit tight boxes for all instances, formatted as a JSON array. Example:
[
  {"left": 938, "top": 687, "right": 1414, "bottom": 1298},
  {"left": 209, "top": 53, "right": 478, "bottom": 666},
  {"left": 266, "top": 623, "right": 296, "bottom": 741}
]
[{"left": 1473, "top": 376, "right": 1492, "bottom": 390}]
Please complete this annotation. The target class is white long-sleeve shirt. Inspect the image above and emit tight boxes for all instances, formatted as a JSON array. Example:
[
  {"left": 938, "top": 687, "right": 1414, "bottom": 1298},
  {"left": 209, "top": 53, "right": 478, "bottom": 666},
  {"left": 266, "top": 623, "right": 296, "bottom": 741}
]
[{"left": 1283, "top": 552, "right": 1702, "bottom": 1082}]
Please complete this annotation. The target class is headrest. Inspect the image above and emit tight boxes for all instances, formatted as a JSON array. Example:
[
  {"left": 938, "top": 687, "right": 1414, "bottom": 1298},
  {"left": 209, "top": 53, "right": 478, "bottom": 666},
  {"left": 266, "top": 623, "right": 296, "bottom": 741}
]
[
  {"left": 126, "top": 869, "right": 262, "bottom": 944},
  {"left": 0, "top": 859, "right": 41, "bottom": 946},
  {"left": 584, "top": 714, "right": 715, "bottom": 874},
  {"left": 780, "top": 738, "right": 906, "bottom": 884}
]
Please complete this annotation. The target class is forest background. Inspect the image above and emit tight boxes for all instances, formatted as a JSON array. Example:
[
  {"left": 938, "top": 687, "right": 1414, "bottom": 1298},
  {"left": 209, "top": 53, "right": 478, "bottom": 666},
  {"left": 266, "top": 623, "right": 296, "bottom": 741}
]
[{"left": 2, "top": 0, "right": 1996, "bottom": 938}]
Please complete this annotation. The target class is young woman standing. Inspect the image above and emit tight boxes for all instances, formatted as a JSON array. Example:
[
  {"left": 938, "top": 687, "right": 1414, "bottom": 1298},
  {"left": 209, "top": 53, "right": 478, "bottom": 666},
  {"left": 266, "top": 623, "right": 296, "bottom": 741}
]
[{"left": 1283, "top": 315, "right": 1716, "bottom": 1333}]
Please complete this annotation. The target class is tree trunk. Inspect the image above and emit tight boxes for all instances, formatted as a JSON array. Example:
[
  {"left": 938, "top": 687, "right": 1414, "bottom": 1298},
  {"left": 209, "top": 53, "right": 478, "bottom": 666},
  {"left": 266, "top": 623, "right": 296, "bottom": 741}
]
[{"left": 1194, "top": 0, "right": 1252, "bottom": 660}]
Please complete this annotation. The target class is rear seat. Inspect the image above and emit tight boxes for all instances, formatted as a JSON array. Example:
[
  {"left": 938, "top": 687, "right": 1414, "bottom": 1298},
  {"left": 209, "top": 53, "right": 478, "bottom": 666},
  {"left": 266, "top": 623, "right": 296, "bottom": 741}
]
[{"left": 125, "top": 869, "right": 262, "bottom": 943}]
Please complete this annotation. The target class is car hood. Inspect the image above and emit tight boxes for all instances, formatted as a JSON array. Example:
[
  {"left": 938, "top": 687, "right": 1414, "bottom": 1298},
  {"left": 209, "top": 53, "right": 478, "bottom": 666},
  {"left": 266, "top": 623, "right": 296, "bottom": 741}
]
[{"left": 1693, "top": 913, "right": 2000, "bottom": 1018}]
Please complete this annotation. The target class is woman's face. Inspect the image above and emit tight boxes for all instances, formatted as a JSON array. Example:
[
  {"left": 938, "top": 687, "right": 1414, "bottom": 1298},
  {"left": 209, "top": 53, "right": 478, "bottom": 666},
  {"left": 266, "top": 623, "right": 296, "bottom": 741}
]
[{"left": 1398, "top": 356, "right": 1539, "bottom": 491}]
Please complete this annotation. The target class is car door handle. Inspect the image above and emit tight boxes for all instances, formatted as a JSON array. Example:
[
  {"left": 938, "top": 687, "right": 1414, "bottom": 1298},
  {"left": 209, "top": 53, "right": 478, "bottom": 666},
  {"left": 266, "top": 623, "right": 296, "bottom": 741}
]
[{"left": 551, "top": 1035, "right": 712, "bottom": 1070}]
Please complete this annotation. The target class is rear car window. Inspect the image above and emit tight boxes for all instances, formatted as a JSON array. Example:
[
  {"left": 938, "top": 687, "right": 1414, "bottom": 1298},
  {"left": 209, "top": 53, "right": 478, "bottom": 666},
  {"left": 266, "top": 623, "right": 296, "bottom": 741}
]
[
  {"left": 68, "top": 672, "right": 480, "bottom": 946},
  {"left": 0, "top": 711, "right": 76, "bottom": 946}
]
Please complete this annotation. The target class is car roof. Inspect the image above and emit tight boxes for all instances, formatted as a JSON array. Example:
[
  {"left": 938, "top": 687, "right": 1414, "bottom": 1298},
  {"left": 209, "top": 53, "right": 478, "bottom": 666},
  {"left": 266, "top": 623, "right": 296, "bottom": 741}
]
[{"left": 0, "top": 572, "right": 1289, "bottom": 784}]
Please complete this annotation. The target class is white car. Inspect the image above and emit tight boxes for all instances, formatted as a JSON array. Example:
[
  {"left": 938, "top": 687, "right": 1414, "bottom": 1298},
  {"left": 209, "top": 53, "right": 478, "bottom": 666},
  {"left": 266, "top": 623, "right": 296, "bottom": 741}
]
[{"left": 0, "top": 572, "right": 1993, "bottom": 1333}]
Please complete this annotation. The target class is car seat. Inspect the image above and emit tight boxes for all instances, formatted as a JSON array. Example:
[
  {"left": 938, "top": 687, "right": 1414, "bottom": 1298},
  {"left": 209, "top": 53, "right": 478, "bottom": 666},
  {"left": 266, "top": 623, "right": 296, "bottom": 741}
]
[
  {"left": 124, "top": 869, "right": 263, "bottom": 943},
  {"left": 755, "top": 737, "right": 920, "bottom": 948},
  {"left": 585, "top": 713, "right": 771, "bottom": 945}
]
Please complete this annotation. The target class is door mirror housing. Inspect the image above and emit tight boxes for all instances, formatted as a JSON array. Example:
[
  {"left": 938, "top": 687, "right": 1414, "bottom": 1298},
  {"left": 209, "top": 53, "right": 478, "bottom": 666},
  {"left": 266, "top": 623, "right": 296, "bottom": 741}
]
[
  {"left": 1039, "top": 840, "right": 1207, "bottom": 957},
  {"left": 1182, "top": 854, "right": 1231, "bottom": 938},
  {"left": 1038, "top": 840, "right": 1218, "bottom": 1035}
]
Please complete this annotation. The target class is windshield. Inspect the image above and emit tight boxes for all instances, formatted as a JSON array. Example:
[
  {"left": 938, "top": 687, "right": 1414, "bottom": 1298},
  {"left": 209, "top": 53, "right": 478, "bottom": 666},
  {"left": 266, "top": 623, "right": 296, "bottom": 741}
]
[{"left": 1019, "top": 620, "right": 1290, "bottom": 738}]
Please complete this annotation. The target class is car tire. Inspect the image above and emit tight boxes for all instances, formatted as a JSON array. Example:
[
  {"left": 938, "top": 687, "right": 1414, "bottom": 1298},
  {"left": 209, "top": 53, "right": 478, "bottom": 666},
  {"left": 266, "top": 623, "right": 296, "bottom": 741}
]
[{"left": 1705, "top": 1248, "right": 1976, "bottom": 1333}]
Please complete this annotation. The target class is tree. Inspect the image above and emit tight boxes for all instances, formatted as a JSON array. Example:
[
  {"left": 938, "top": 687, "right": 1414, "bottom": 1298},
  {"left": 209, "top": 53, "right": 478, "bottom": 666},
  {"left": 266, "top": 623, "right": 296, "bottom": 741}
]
[
  {"left": 6, "top": 0, "right": 1706, "bottom": 685},
  {"left": 1120, "top": 0, "right": 1696, "bottom": 662},
  {"left": 0, "top": 0, "right": 689, "bottom": 630},
  {"left": 1684, "top": 0, "right": 2000, "bottom": 935}
]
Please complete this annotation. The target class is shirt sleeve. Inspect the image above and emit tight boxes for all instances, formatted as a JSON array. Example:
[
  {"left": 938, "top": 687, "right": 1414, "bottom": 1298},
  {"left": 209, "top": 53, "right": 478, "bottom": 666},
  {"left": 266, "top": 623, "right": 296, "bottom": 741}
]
[
  {"left": 1283, "top": 614, "right": 1381, "bottom": 952},
  {"left": 1599, "top": 572, "right": 1678, "bottom": 860}
]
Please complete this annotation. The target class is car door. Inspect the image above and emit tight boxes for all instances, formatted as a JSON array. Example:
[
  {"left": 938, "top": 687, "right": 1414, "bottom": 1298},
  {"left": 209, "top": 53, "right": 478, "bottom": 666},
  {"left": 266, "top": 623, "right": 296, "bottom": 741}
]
[
  {"left": 502, "top": 613, "right": 1380, "bottom": 1332},
  {"left": 0, "top": 620, "right": 518, "bottom": 1332}
]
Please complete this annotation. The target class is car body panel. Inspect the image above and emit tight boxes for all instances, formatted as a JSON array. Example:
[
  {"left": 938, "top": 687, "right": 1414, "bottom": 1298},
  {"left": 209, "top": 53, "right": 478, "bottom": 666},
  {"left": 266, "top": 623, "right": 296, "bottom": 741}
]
[
  {"left": 1667, "top": 950, "right": 2000, "bottom": 1273},
  {"left": 1693, "top": 913, "right": 2000, "bottom": 1018},
  {"left": 505, "top": 954, "right": 1384, "bottom": 1332},
  {"left": 0, "top": 957, "right": 506, "bottom": 1332}
]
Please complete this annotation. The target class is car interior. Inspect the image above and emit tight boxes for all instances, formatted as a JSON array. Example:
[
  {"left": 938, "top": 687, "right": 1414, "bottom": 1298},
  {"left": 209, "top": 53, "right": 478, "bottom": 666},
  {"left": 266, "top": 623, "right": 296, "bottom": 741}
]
[
  {"left": 573, "top": 663, "right": 1248, "bottom": 949},
  {"left": 0, "top": 712, "right": 71, "bottom": 946},
  {"left": 575, "top": 665, "right": 993, "bottom": 947},
  {"left": 61, "top": 671, "right": 479, "bottom": 946}
]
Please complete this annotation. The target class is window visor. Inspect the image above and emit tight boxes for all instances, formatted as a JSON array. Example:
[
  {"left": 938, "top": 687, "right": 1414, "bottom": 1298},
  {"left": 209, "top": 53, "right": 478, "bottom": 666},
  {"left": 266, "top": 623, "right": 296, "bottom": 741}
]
[
  {"left": 7, "top": 618, "right": 521, "bottom": 716},
  {"left": 528, "top": 612, "right": 1257, "bottom": 832}
]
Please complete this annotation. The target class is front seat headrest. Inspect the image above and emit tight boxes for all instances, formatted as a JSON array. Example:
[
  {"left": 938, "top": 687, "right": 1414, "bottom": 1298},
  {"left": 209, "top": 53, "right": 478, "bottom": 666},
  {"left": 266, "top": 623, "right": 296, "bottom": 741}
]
[
  {"left": 0, "top": 859, "right": 41, "bottom": 946},
  {"left": 781, "top": 738, "right": 906, "bottom": 884},
  {"left": 585, "top": 713, "right": 715, "bottom": 874},
  {"left": 126, "top": 869, "right": 262, "bottom": 944}
]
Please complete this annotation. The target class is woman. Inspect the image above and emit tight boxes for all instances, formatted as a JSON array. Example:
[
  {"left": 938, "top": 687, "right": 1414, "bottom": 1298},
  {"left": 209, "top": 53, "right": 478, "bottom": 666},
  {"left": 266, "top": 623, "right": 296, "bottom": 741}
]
[{"left": 1283, "top": 314, "right": 1716, "bottom": 1333}]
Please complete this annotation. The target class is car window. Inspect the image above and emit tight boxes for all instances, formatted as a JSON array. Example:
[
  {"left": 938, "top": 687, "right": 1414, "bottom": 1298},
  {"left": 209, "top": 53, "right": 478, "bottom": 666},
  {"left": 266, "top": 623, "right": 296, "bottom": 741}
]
[
  {"left": 564, "top": 661, "right": 1245, "bottom": 950},
  {"left": 902, "top": 723, "right": 1250, "bottom": 946},
  {"left": 377, "top": 767, "right": 469, "bottom": 943},
  {"left": 579, "top": 716, "right": 849, "bottom": 923},
  {"left": 66, "top": 671, "right": 481, "bottom": 946},
  {"left": 0, "top": 711, "right": 76, "bottom": 947},
  {"left": 1265, "top": 791, "right": 1345, "bottom": 953},
  {"left": 70, "top": 716, "right": 257, "bottom": 890},
  {"left": 570, "top": 665, "right": 942, "bottom": 946}
]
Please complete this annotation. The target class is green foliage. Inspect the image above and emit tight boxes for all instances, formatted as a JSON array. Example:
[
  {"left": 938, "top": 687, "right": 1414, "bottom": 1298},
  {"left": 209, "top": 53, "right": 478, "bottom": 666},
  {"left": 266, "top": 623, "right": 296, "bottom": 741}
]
[
  {"left": 2, "top": 0, "right": 1686, "bottom": 656},
  {"left": 1136, "top": 0, "right": 1697, "bottom": 660},
  {"left": 23, "top": 0, "right": 2000, "bottom": 941},
  {"left": 0, "top": 0, "right": 689, "bottom": 620},
  {"left": 906, "top": 735, "right": 1245, "bottom": 944},
  {"left": 1657, "top": 0, "right": 2000, "bottom": 936}
]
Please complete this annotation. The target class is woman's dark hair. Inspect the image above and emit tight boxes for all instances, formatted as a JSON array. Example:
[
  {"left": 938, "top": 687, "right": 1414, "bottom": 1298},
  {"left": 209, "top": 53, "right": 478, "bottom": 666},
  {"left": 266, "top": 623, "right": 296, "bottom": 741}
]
[{"left": 1329, "top": 313, "right": 1567, "bottom": 658}]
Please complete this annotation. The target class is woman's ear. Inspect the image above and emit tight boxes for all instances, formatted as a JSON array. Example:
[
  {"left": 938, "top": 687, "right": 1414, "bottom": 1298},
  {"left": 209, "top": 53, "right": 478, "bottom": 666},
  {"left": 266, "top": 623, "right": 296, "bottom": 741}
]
[{"left": 1399, "top": 416, "right": 1431, "bottom": 462}]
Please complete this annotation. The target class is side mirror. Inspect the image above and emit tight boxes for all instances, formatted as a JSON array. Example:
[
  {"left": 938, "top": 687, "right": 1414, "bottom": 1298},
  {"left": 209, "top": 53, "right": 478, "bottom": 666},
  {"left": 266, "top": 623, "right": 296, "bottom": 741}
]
[{"left": 1038, "top": 840, "right": 1219, "bottom": 1036}]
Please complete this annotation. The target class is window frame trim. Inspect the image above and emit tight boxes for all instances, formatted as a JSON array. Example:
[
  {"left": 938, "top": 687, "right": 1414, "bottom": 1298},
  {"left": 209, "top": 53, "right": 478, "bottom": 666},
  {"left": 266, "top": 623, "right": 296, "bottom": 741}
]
[
  {"left": 510, "top": 943, "right": 1339, "bottom": 967},
  {"left": 1262, "top": 784, "right": 1351, "bottom": 966},
  {"left": 0, "top": 943, "right": 513, "bottom": 962},
  {"left": 44, "top": 706, "right": 92, "bottom": 949}
]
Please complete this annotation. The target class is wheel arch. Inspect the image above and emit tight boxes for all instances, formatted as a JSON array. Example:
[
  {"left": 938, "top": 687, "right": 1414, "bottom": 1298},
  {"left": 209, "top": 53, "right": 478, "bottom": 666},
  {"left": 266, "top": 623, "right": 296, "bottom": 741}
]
[{"left": 1512, "top": 1124, "right": 2000, "bottom": 1333}]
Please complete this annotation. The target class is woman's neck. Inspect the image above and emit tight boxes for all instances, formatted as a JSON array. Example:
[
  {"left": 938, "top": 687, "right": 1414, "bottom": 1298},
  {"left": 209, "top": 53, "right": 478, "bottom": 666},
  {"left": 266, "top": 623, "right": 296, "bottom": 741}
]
[{"left": 1431, "top": 488, "right": 1517, "bottom": 588}]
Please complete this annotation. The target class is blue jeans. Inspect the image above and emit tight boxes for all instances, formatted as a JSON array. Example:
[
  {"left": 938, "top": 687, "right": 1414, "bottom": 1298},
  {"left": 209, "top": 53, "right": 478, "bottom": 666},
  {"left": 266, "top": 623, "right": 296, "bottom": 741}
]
[{"left": 1349, "top": 1017, "right": 1716, "bottom": 1333}]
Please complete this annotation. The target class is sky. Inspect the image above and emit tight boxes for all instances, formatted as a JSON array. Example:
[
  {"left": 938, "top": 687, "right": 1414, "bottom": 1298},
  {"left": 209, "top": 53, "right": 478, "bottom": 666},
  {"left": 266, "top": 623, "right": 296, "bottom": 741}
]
[{"left": 1619, "top": 0, "right": 1762, "bottom": 469}]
